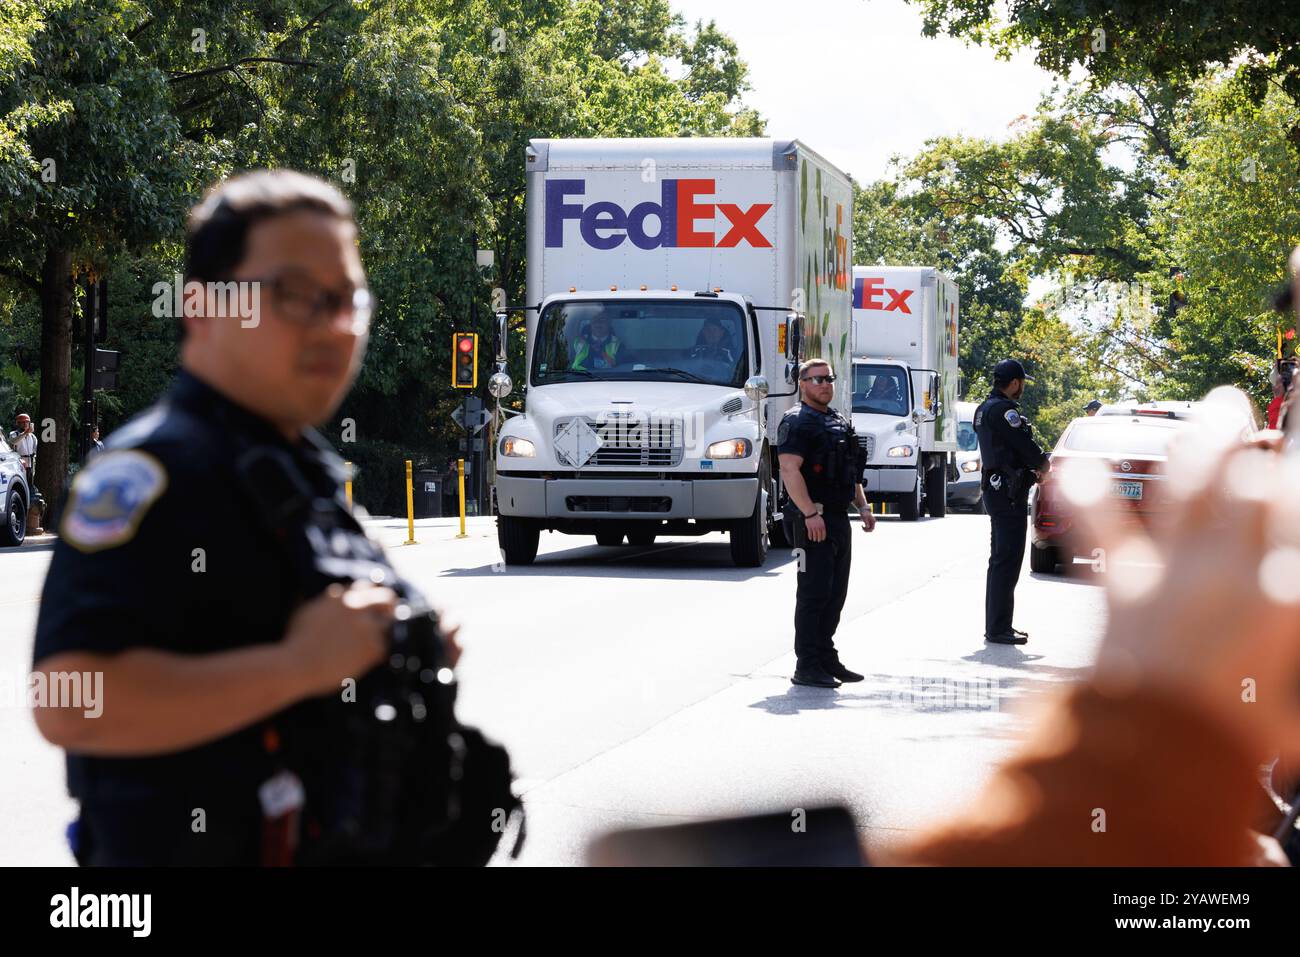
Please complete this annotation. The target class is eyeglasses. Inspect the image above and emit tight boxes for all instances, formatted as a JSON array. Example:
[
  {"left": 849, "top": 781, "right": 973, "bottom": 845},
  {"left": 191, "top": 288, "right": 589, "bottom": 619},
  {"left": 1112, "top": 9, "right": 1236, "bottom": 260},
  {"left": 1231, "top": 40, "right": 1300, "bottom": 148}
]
[
  {"left": 801, "top": 374, "right": 836, "bottom": 384},
  {"left": 237, "top": 271, "right": 373, "bottom": 333}
]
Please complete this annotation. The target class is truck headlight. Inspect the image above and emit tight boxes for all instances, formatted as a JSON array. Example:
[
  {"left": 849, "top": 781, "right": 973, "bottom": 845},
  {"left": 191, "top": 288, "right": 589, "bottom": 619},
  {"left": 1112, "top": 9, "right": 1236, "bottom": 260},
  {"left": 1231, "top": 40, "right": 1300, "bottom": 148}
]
[
  {"left": 705, "top": 438, "right": 752, "bottom": 459},
  {"left": 500, "top": 436, "right": 536, "bottom": 457},
  {"left": 887, "top": 444, "right": 915, "bottom": 458},
  {"left": 961, "top": 458, "right": 981, "bottom": 473}
]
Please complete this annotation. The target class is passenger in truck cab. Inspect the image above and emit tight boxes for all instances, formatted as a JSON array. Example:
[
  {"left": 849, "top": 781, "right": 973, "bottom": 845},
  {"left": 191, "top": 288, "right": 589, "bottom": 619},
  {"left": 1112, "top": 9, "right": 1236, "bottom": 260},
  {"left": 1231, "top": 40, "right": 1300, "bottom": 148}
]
[{"left": 570, "top": 313, "right": 621, "bottom": 371}]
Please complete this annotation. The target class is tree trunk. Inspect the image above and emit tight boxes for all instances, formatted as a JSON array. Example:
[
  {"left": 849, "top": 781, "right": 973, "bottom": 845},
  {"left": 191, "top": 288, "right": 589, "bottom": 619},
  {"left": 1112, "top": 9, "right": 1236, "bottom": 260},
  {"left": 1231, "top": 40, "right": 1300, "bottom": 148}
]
[{"left": 36, "top": 245, "right": 72, "bottom": 503}]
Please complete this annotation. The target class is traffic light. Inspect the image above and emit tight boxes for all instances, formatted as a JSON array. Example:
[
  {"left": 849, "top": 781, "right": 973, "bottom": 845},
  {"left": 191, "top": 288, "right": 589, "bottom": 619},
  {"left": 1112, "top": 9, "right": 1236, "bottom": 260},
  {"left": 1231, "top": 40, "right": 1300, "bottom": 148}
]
[{"left": 453, "top": 332, "right": 478, "bottom": 389}]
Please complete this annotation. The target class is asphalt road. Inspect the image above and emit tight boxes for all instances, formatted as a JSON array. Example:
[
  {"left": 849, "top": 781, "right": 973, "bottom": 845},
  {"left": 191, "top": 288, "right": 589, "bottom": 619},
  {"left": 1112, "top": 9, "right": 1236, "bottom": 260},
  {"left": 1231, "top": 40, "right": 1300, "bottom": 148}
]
[{"left": 1, "top": 509, "right": 1108, "bottom": 865}]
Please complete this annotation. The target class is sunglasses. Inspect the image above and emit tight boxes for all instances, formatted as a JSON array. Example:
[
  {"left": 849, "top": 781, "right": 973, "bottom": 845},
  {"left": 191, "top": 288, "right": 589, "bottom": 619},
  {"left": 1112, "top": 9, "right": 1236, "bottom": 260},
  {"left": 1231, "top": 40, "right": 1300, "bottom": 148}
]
[{"left": 801, "top": 374, "right": 836, "bottom": 384}]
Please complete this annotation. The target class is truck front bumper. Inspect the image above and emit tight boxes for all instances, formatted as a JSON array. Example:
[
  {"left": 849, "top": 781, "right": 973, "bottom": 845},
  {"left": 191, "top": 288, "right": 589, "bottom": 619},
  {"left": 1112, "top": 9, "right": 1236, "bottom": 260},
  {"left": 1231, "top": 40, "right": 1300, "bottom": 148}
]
[
  {"left": 496, "top": 474, "right": 758, "bottom": 520},
  {"left": 862, "top": 465, "right": 917, "bottom": 494}
]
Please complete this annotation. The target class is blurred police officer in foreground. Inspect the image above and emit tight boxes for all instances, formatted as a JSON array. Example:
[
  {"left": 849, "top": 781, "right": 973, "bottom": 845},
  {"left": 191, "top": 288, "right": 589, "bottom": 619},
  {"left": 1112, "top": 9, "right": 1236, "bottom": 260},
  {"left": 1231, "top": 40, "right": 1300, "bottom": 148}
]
[
  {"left": 30, "top": 170, "right": 473, "bottom": 865},
  {"left": 777, "top": 358, "right": 875, "bottom": 688},
  {"left": 974, "top": 359, "right": 1049, "bottom": 645}
]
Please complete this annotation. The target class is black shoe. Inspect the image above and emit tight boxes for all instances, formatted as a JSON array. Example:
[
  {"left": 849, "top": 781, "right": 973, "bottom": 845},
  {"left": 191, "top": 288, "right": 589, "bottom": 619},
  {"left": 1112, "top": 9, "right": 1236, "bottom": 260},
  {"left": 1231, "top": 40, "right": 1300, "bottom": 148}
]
[
  {"left": 823, "top": 661, "right": 864, "bottom": 683},
  {"left": 792, "top": 663, "right": 841, "bottom": 688},
  {"left": 1012, "top": 627, "right": 1029, "bottom": 640},
  {"left": 985, "top": 632, "right": 1027, "bottom": 645}
]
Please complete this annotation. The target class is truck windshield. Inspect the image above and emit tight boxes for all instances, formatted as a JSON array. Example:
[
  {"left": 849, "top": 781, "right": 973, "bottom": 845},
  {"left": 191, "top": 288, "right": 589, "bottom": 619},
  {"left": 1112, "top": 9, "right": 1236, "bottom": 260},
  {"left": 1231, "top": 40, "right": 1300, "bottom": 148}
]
[
  {"left": 532, "top": 299, "right": 748, "bottom": 387},
  {"left": 957, "top": 420, "right": 978, "bottom": 451},
  {"left": 852, "top": 364, "right": 909, "bottom": 416}
]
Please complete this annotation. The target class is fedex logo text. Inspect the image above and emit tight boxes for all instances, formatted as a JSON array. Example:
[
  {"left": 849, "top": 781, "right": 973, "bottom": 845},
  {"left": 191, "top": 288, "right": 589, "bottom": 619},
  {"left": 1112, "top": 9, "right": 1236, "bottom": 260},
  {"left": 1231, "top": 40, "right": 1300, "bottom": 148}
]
[
  {"left": 545, "top": 178, "right": 772, "bottom": 250},
  {"left": 854, "top": 277, "right": 914, "bottom": 314}
]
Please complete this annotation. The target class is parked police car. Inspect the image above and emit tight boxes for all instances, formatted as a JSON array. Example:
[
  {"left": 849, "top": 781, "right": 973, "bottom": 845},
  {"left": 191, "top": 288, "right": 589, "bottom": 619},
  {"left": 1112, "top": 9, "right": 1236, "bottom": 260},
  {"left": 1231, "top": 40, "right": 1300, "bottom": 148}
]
[{"left": 0, "top": 434, "right": 30, "bottom": 546}]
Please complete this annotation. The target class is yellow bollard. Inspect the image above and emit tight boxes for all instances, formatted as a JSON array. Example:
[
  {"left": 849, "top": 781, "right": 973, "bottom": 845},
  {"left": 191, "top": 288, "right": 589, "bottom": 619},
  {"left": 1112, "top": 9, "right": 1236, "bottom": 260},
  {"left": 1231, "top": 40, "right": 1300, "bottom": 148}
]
[
  {"left": 404, "top": 459, "right": 416, "bottom": 544},
  {"left": 456, "top": 458, "right": 467, "bottom": 539},
  {"left": 345, "top": 461, "right": 353, "bottom": 509}
]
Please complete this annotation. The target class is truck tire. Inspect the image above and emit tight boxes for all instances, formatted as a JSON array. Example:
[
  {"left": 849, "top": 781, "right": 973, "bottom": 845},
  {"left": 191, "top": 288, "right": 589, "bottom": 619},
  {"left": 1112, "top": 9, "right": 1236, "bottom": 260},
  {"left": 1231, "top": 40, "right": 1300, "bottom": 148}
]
[
  {"left": 924, "top": 463, "right": 947, "bottom": 518},
  {"left": 498, "top": 516, "right": 540, "bottom": 565},
  {"left": 768, "top": 469, "right": 790, "bottom": 548},
  {"left": 898, "top": 466, "right": 923, "bottom": 522},
  {"left": 730, "top": 462, "right": 770, "bottom": 567},
  {"left": 595, "top": 529, "right": 624, "bottom": 547},
  {"left": 2, "top": 489, "right": 27, "bottom": 547},
  {"left": 1029, "top": 543, "right": 1059, "bottom": 574},
  {"left": 626, "top": 529, "right": 656, "bottom": 546}
]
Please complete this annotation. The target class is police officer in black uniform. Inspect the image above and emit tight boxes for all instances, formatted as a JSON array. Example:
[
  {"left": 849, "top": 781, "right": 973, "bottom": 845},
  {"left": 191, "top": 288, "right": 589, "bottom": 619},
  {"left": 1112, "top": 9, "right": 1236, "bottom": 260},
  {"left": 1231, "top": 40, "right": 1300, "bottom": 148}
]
[
  {"left": 974, "top": 359, "right": 1049, "bottom": 645},
  {"left": 777, "top": 358, "right": 875, "bottom": 688},
  {"left": 30, "top": 171, "right": 510, "bottom": 865}
]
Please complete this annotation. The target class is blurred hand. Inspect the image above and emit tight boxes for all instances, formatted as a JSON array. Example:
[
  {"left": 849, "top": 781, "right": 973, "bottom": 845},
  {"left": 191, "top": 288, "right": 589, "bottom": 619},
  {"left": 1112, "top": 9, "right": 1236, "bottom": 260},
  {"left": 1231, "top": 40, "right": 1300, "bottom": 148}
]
[
  {"left": 441, "top": 620, "right": 463, "bottom": 669},
  {"left": 858, "top": 506, "right": 876, "bottom": 533},
  {"left": 283, "top": 582, "right": 395, "bottom": 697},
  {"left": 1064, "top": 400, "right": 1300, "bottom": 763},
  {"left": 804, "top": 513, "right": 826, "bottom": 543}
]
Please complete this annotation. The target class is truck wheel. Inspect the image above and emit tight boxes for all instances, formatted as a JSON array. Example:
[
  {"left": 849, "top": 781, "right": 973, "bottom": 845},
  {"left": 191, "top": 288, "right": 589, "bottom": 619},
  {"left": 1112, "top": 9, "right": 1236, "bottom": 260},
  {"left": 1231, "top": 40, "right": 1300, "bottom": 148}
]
[
  {"left": 925, "top": 464, "right": 947, "bottom": 518},
  {"left": 768, "top": 471, "right": 790, "bottom": 548},
  {"left": 498, "top": 516, "right": 540, "bottom": 565},
  {"left": 626, "top": 530, "right": 656, "bottom": 546},
  {"left": 1029, "top": 544, "right": 1059, "bottom": 574},
  {"left": 2, "top": 490, "right": 27, "bottom": 547},
  {"left": 730, "top": 464, "right": 770, "bottom": 567},
  {"left": 595, "top": 529, "right": 624, "bottom": 546},
  {"left": 898, "top": 467, "right": 923, "bottom": 522}
]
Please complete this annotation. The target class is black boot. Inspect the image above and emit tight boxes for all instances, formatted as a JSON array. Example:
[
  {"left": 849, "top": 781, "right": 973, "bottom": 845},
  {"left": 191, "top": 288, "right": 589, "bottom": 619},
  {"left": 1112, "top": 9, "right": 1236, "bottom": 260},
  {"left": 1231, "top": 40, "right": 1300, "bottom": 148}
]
[
  {"left": 985, "top": 632, "right": 1027, "bottom": 645},
  {"left": 822, "top": 658, "right": 864, "bottom": 683},
  {"left": 792, "top": 661, "right": 841, "bottom": 688}
]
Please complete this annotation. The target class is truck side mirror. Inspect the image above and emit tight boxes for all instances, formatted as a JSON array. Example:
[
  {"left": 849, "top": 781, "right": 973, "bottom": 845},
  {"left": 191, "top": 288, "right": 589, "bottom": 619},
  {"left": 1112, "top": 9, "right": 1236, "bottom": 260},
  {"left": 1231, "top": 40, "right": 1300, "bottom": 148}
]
[
  {"left": 930, "top": 372, "right": 942, "bottom": 417},
  {"left": 494, "top": 312, "right": 508, "bottom": 364},
  {"left": 785, "top": 313, "right": 802, "bottom": 361}
]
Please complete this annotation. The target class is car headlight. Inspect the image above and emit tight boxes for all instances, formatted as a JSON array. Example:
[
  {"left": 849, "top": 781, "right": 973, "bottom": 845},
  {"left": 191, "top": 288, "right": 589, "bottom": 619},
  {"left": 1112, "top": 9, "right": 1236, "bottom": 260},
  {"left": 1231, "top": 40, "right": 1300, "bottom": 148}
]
[
  {"left": 500, "top": 436, "right": 536, "bottom": 457},
  {"left": 887, "top": 444, "right": 915, "bottom": 458},
  {"left": 961, "top": 458, "right": 981, "bottom": 472},
  {"left": 705, "top": 438, "right": 752, "bottom": 459}
]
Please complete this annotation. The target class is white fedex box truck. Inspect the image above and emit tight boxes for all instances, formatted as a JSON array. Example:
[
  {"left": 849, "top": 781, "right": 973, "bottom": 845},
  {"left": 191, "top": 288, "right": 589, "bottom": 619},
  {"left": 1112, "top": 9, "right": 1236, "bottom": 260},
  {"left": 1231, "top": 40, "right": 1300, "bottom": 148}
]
[
  {"left": 491, "top": 137, "right": 854, "bottom": 567},
  {"left": 850, "top": 265, "right": 959, "bottom": 520}
]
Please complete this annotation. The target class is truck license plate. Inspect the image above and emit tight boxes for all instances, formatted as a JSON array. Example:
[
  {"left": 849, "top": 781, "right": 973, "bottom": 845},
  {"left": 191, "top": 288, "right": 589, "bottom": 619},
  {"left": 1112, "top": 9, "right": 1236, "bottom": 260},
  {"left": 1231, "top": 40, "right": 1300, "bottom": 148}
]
[{"left": 1111, "top": 480, "right": 1143, "bottom": 500}]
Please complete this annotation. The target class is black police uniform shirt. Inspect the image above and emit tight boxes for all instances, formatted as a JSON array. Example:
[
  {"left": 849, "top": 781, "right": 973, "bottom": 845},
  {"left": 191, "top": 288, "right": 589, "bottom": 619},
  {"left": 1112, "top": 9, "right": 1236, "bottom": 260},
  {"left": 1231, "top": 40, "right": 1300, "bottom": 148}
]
[
  {"left": 777, "top": 403, "right": 856, "bottom": 507},
  {"left": 33, "top": 370, "right": 410, "bottom": 862},
  {"left": 973, "top": 388, "right": 1048, "bottom": 502}
]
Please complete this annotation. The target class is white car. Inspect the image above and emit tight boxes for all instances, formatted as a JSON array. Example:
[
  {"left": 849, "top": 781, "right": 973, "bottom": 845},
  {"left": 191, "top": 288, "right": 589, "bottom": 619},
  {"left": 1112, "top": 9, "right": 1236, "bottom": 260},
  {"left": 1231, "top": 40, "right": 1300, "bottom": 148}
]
[
  {"left": 947, "top": 401, "right": 983, "bottom": 512},
  {"left": 0, "top": 434, "right": 31, "bottom": 546}
]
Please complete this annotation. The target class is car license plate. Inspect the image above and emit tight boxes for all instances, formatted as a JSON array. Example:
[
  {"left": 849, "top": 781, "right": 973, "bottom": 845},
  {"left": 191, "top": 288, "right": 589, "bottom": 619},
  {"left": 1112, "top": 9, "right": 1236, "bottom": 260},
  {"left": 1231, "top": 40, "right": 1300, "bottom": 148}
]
[{"left": 1111, "top": 480, "right": 1143, "bottom": 500}]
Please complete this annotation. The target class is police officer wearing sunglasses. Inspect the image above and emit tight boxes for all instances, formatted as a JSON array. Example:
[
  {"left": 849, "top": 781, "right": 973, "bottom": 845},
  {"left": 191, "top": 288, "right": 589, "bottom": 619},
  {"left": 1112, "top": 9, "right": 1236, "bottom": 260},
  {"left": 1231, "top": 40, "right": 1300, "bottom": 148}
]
[{"left": 777, "top": 359, "right": 875, "bottom": 688}]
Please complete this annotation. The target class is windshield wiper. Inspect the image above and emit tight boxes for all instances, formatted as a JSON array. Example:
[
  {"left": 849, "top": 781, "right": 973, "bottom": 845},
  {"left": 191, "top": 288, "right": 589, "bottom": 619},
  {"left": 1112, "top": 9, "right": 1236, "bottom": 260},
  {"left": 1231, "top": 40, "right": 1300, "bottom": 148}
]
[
  {"left": 544, "top": 367, "right": 595, "bottom": 380},
  {"left": 652, "top": 367, "right": 710, "bottom": 383}
]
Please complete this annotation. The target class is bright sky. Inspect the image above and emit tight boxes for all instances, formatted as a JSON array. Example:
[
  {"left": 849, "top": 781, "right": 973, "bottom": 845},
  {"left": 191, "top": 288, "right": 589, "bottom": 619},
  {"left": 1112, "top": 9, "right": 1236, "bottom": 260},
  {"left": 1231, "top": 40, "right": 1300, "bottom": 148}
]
[{"left": 671, "top": 0, "right": 1061, "bottom": 184}]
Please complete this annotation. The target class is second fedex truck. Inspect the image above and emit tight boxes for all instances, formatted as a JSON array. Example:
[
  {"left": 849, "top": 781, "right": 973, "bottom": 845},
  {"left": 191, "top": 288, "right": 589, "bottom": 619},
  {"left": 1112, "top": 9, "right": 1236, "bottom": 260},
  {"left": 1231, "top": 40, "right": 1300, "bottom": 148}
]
[{"left": 850, "top": 266, "right": 959, "bottom": 520}]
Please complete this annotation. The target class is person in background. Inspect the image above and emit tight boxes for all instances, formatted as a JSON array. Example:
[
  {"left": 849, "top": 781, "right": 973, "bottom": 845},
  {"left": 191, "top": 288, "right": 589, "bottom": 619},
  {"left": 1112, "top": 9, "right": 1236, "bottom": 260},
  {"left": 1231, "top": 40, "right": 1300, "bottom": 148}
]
[
  {"left": 86, "top": 425, "right": 105, "bottom": 462},
  {"left": 9, "top": 412, "right": 37, "bottom": 486},
  {"left": 1084, "top": 399, "right": 1102, "bottom": 417}
]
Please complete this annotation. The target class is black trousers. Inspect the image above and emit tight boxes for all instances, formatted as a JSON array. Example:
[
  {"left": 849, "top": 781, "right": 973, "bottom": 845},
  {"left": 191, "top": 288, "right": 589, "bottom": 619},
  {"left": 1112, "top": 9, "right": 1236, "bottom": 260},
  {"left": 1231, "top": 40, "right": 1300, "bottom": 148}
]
[
  {"left": 792, "top": 508, "right": 852, "bottom": 666},
  {"left": 984, "top": 492, "right": 1028, "bottom": 637}
]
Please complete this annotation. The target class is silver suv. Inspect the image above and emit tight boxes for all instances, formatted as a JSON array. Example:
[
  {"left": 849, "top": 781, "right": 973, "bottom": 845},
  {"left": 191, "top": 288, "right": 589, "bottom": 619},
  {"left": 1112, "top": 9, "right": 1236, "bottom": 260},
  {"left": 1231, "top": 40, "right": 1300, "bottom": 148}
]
[{"left": 0, "top": 434, "right": 30, "bottom": 546}]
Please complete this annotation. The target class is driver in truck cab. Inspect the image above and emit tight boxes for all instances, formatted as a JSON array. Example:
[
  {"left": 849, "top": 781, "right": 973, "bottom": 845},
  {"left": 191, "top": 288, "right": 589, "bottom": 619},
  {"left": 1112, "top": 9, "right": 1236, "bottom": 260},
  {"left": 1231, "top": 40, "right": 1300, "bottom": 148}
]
[
  {"left": 687, "top": 315, "right": 735, "bottom": 364},
  {"left": 865, "top": 374, "right": 906, "bottom": 416},
  {"left": 570, "top": 313, "right": 621, "bottom": 371}
]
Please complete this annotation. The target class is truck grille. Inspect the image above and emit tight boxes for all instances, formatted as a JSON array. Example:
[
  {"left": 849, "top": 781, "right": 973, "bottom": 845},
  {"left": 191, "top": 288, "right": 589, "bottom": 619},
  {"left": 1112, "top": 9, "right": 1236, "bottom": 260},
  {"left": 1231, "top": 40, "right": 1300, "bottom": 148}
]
[
  {"left": 566, "top": 495, "right": 672, "bottom": 513},
  {"left": 555, "top": 416, "right": 684, "bottom": 467}
]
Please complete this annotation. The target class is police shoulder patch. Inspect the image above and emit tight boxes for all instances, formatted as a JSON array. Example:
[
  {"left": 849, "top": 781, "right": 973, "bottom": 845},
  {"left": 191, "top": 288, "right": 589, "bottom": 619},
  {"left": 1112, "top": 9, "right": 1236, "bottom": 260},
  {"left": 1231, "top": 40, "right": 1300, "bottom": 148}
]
[
  {"left": 61, "top": 450, "right": 169, "bottom": 553},
  {"left": 1004, "top": 409, "right": 1022, "bottom": 428}
]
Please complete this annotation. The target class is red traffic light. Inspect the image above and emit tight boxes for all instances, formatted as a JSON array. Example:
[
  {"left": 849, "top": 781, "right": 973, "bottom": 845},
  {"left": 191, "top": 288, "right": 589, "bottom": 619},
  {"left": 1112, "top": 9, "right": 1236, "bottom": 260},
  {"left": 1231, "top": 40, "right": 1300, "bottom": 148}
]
[
  {"left": 458, "top": 337, "right": 474, "bottom": 352},
  {"left": 452, "top": 332, "right": 478, "bottom": 389}
]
